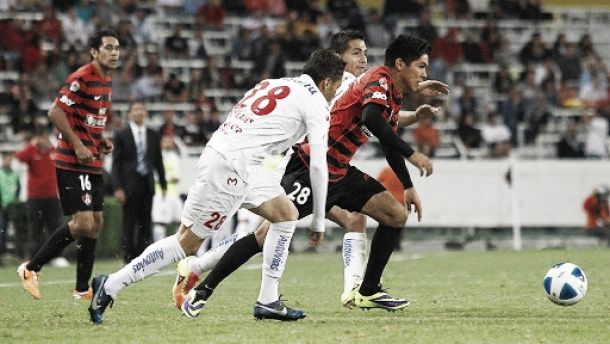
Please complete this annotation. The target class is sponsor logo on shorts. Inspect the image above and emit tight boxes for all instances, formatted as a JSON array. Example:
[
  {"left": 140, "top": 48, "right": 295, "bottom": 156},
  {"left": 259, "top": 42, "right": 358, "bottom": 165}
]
[
  {"left": 82, "top": 193, "right": 92, "bottom": 205},
  {"left": 270, "top": 235, "right": 289, "bottom": 271}
]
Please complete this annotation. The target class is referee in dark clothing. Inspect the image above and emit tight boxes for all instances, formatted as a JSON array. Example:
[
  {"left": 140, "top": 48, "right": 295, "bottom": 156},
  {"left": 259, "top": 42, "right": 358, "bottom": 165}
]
[{"left": 111, "top": 102, "right": 166, "bottom": 263}]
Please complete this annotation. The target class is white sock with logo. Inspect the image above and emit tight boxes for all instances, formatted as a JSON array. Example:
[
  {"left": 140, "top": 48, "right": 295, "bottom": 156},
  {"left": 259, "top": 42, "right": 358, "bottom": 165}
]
[
  {"left": 258, "top": 220, "right": 296, "bottom": 304},
  {"left": 343, "top": 232, "right": 367, "bottom": 294},
  {"left": 189, "top": 232, "right": 248, "bottom": 275},
  {"left": 104, "top": 235, "right": 186, "bottom": 298}
]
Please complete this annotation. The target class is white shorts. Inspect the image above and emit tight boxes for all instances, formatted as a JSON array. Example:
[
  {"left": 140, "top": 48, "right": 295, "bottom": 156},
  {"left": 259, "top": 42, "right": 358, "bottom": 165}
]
[{"left": 182, "top": 147, "right": 284, "bottom": 239}]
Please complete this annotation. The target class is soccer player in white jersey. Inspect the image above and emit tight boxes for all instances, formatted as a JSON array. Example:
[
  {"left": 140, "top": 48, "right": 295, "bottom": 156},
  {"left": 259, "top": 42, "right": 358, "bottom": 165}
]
[
  {"left": 87, "top": 49, "right": 345, "bottom": 324},
  {"left": 173, "top": 31, "right": 450, "bottom": 311}
]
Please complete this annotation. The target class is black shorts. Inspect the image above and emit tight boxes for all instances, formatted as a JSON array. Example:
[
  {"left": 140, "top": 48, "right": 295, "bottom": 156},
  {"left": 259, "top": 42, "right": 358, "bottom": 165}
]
[
  {"left": 56, "top": 169, "right": 105, "bottom": 215},
  {"left": 281, "top": 153, "right": 386, "bottom": 219}
]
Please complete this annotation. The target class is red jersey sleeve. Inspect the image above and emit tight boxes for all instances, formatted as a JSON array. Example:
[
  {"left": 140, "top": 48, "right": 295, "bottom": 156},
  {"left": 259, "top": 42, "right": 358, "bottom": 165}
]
[
  {"left": 361, "top": 70, "right": 392, "bottom": 110},
  {"left": 54, "top": 74, "right": 88, "bottom": 114}
]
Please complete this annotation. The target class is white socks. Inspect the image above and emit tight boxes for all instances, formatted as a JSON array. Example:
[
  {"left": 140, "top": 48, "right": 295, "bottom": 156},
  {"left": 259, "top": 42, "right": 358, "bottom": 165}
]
[
  {"left": 258, "top": 220, "right": 297, "bottom": 304},
  {"left": 189, "top": 232, "right": 248, "bottom": 275},
  {"left": 104, "top": 235, "right": 186, "bottom": 298},
  {"left": 343, "top": 232, "right": 367, "bottom": 294}
]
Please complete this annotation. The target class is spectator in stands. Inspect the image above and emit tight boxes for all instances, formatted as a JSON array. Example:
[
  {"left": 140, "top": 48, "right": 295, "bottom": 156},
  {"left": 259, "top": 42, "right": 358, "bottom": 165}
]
[
  {"left": 163, "top": 73, "right": 188, "bottom": 103},
  {"left": 328, "top": 0, "right": 365, "bottom": 32},
  {"left": 551, "top": 33, "right": 568, "bottom": 60},
  {"left": 157, "top": 0, "right": 186, "bottom": 16},
  {"left": 446, "top": 0, "right": 472, "bottom": 20},
  {"left": 556, "top": 43, "right": 581, "bottom": 82},
  {"left": 578, "top": 33, "right": 596, "bottom": 58},
  {"left": 76, "top": 0, "right": 95, "bottom": 23},
  {"left": 187, "top": 68, "right": 206, "bottom": 101},
  {"left": 557, "top": 79, "right": 579, "bottom": 107},
  {"left": 430, "top": 28, "right": 463, "bottom": 80},
  {"left": 14, "top": 130, "right": 65, "bottom": 260},
  {"left": 192, "top": 30, "right": 209, "bottom": 60},
  {"left": 457, "top": 112, "right": 482, "bottom": 150},
  {"left": 517, "top": 0, "right": 545, "bottom": 21},
  {"left": 519, "top": 32, "right": 548, "bottom": 65},
  {"left": 22, "top": 34, "right": 43, "bottom": 74},
  {"left": 197, "top": 0, "right": 225, "bottom": 29},
  {"left": 256, "top": 40, "right": 286, "bottom": 80},
  {"left": 231, "top": 27, "right": 253, "bottom": 61},
  {"left": 158, "top": 109, "right": 186, "bottom": 138},
  {"left": 59, "top": 6, "right": 89, "bottom": 48},
  {"left": 37, "top": 5, "right": 63, "bottom": 47},
  {"left": 131, "top": 67, "right": 164, "bottom": 102},
  {"left": 365, "top": 8, "right": 388, "bottom": 48},
  {"left": 152, "top": 135, "right": 183, "bottom": 242},
  {"left": 462, "top": 31, "right": 484, "bottom": 63},
  {"left": 182, "top": 110, "right": 206, "bottom": 146},
  {"left": 200, "top": 110, "right": 221, "bottom": 143},
  {"left": 0, "top": 151, "right": 20, "bottom": 265},
  {"left": 413, "top": 116, "right": 440, "bottom": 158},
  {"left": 493, "top": 64, "right": 514, "bottom": 95},
  {"left": 583, "top": 185, "right": 610, "bottom": 245},
  {"left": 164, "top": 24, "right": 190, "bottom": 59},
  {"left": 542, "top": 78, "right": 559, "bottom": 107},
  {"left": 116, "top": 18, "right": 137, "bottom": 53},
  {"left": 131, "top": 7, "right": 157, "bottom": 44},
  {"left": 458, "top": 86, "right": 477, "bottom": 118},
  {"left": 556, "top": 120, "right": 585, "bottom": 158},
  {"left": 580, "top": 74, "right": 609, "bottom": 108},
  {"left": 383, "top": 0, "right": 422, "bottom": 38},
  {"left": 499, "top": 86, "right": 525, "bottom": 146},
  {"left": 481, "top": 112, "right": 512, "bottom": 158},
  {"left": 583, "top": 110, "right": 609, "bottom": 159},
  {"left": 415, "top": 8, "right": 438, "bottom": 46},
  {"left": 523, "top": 96, "right": 551, "bottom": 144}
]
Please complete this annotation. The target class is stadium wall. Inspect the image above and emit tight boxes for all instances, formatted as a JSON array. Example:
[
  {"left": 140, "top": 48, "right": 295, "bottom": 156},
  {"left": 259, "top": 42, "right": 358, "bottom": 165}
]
[{"left": 179, "top": 157, "right": 610, "bottom": 228}]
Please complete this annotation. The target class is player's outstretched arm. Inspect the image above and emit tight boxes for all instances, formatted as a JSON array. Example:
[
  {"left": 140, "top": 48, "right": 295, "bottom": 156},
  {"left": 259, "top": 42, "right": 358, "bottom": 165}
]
[
  {"left": 416, "top": 80, "right": 450, "bottom": 97},
  {"left": 307, "top": 142, "right": 328, "bottom": 246},
  {"left": 398, "top": 104, "right": 442, "bottom": 127}
]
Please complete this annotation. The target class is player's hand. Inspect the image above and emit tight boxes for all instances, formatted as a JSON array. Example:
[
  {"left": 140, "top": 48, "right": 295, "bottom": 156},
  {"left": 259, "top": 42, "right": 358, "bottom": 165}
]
[
  {"left": 114, "top": 189, "right": 126, "bottom": 204},
  {"left": 407, "top": 151, "right": 433, "bottom": 177},
  {"left": 414, "top": 104, "right": 442, "bottom": 122},
  {"left": 308, "top": 230, "right": 325, "bottom": 247},
  {"left": 100, "top": 138, "right": 113, "bottom": 154},
  {"left": 404, "top": 187, "right": 423, "bottom": 222},
  {"left": 74, "top": 142, "right": 95, "bottom": 163},
  {"left": 416, "top": 80, "right": 450, "bottom": 97}
]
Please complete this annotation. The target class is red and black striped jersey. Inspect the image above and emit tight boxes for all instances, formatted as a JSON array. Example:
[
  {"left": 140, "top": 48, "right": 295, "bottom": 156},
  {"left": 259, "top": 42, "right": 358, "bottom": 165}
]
[
  {"left": 53, "top": 62, "right": 112, "bottom": 174},
  {"left": 297, "top": 66, "right": 403, "bottom": 182}
]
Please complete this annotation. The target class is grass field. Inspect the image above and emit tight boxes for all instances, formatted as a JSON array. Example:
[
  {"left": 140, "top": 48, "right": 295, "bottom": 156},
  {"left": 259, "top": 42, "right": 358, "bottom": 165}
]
[{"left": 1, "top": 249, "right": 609, "bottom": 344}]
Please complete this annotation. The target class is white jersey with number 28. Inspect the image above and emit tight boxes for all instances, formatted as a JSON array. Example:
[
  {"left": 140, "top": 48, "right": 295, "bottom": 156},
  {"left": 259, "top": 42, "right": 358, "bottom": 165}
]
[{"left": 207, "top": 74, "right": 330, "bottom": 178}]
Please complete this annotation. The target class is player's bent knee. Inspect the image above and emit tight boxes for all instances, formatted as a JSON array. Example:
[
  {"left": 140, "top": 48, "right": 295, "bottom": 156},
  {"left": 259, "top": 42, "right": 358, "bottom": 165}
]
[{"left": 382, "top": 207, "right": 408, "bottom": 228}]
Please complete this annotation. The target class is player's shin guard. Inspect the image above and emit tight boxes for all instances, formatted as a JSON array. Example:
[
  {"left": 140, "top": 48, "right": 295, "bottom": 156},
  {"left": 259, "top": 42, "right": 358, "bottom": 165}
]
[
  {"left": 189, "top": 232, "right": 247, "bottom": 275},
  {"left": 258, "top": 220, "right": 297, "bottom": 304},
  {"left": 359, "top": 225, "right": 401, "bottom": 296},
  {"left": 75, "top": 237, "right": 97, "bottom": 292},
  {"left": 103, "top": 235, "right": 186, "bottom": 298},
  {"left": 342, "top": 232, "right": 367, "bottom": 296}
]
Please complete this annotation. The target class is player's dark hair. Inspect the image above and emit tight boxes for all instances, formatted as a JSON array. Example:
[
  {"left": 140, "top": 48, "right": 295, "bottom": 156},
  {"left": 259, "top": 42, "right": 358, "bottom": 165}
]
[
  {"left": 303, "top": 48, "right": 346, "bottom": 84},
  {"left": 384, "top": 34, "right": 431, "bottom": 68},
  {"left": 89, "top": 30, "right": 119, "bottom": 51},
  {"left": 330, "top": 30, "right": 365, "bottom": 55}
]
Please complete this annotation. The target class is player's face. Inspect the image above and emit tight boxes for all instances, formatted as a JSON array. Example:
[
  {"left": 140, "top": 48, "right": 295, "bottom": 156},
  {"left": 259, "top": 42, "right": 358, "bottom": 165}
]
[
  {"left": 92, "top": 36, "right": 120, "bottom": 71},
  {"left": 396, "top": 54, "right": 429, "bottom": 93},
  {"left": 320, "top": 78, "right": 342, "bottom": 102},
  {"left": 340, "top": 39, "right": 367, "bottom": 77},
  {"left": 128, "top": 102, "right": 148, "bottom": 125}
]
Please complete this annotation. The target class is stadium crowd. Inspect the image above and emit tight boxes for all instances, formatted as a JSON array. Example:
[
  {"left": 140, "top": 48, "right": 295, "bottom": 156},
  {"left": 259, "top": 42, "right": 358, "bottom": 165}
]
[{"left": 0, "top": 0, "right": 608, "bottom": 159}]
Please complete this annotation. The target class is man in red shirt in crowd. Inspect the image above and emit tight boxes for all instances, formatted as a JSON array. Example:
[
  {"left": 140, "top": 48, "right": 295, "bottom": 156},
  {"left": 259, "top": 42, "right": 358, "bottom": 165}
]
[
  {"left": 583, "top": 185, "right": 610, "bottom": 245},
  {"left": 15, "top": 130, "right": 63, "bottom": 260}
]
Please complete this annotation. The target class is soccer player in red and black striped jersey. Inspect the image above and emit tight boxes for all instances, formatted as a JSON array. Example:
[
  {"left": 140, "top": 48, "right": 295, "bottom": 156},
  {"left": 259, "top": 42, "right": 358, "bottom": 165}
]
[
  {"left": 182, "top": 34, "right": 443, "bottom": 314},
  {"left": 17, "top": 30, "right": 120, "bottom": 301}
]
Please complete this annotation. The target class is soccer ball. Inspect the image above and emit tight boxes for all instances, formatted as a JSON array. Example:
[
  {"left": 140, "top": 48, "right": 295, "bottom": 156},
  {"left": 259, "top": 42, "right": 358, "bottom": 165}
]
[{"left": 542, "top": 263, "right": 587, "bottom": 306}]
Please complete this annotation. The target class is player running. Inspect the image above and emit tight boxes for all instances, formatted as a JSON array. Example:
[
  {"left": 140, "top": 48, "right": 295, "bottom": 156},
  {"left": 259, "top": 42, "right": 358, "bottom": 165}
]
[
  {"left": 180, "top": 34, "right": 443, "bottom": 317},
  {"left": 87, "top": 49, "right": 345, "bottom": 324},
  {"left": 173, "top": 31, "right": 449, "bottom": 311}
]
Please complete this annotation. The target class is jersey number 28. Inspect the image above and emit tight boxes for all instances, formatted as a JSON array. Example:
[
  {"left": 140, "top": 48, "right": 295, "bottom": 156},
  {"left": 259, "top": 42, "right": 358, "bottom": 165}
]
[{"left": 236, "top": 81, "right": 291, "bottom": 116}]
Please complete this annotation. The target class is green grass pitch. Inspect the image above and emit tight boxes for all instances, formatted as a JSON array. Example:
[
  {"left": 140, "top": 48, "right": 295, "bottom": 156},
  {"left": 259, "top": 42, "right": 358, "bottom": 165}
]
[{"left": 1, "top": 249, "right": 609, "bottom": 343}]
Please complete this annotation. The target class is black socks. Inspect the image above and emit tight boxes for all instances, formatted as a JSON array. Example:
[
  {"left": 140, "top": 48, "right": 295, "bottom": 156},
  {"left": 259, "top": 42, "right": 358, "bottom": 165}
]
[{"left": 27, "top": 224, "right": 74, "bottom": 272}]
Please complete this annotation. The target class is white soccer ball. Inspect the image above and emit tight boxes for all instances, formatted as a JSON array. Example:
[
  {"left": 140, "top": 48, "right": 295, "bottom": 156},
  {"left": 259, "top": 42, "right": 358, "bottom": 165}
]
[{"left": 543, "top": 262, "right": 587, "bottom": 306}]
